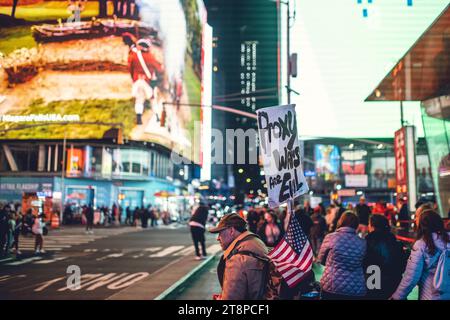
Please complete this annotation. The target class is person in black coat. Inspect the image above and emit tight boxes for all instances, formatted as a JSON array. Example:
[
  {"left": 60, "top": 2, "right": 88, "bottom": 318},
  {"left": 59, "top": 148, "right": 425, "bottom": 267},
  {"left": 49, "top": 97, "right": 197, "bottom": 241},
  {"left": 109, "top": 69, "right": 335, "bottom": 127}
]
[
  {"left": 294, "top": 208, "right": 314, "bottom": 240},
  {"left": 189, "top": 202, "right": 209, "bottom": 259},
  {"left": 246, "top": 209, "right": 260, "bottom": 234},
  {"left": 310, "top": 206, "right": 327, "bottom": 256},
  {"left": 85, "top": 204, "right": 94, "bottom": 234},
  {"left": 364, "top": 215, "right": 407, "bottom": 300},
  {"left": 356, "top": 197, "right": 371, "bottom": 235},
  {"left": 397, "top": 198, "right": 410, "bottom": 233},
  {"left": 141, "top": 206, "right": 149, "bottom": 228}
]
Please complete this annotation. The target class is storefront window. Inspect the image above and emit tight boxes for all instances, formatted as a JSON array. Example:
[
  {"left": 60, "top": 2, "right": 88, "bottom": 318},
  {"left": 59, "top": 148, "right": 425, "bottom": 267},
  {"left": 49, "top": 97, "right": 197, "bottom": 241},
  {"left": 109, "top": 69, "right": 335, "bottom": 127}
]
[
  {"left": 122, "top": 149, "right": 131, "bottom": 173},
  {"left": 131, "top": 150, "right": 142, "bottom": 174},
  {"left": 142, "top": 151, "right": 150, "bottom": 176}
]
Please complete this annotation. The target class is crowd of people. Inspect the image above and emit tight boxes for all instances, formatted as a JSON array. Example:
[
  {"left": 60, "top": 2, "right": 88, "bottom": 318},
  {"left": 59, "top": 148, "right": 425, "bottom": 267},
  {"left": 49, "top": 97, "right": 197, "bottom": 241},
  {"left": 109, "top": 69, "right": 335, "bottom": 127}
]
[
  {"left": 0, "top": 203, "right": 48, "bottom": 257},
  {"left": 0, "top": 201, "right": 175, "bottom": 258},
  {"left": 209, "top": 197, "right": 449, "bottom": 300},
  {"left": 63, "top": 203, "right": 171, "bottom": 230}
]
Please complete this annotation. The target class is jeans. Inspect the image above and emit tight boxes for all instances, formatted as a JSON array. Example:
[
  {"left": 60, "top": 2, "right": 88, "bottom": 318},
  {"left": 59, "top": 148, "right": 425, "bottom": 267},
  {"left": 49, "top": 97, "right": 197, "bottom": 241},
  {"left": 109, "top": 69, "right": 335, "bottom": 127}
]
[{"left": 190, "top": 226, "right": 206, "bottom": 257}]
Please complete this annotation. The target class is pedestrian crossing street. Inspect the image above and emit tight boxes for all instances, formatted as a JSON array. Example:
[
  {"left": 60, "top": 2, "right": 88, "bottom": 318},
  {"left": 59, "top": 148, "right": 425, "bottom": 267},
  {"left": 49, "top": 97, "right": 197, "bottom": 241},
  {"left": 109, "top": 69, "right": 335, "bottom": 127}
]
[{"left": 1, "top": 244, "right": 222, "bottom": 267}]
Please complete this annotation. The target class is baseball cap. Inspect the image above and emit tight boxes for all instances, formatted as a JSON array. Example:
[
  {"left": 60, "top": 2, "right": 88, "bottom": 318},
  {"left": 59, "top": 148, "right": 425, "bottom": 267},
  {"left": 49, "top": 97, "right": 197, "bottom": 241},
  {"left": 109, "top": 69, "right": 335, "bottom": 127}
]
[{"left": 209, "top": 213, "right": 247, "bottom": 233}]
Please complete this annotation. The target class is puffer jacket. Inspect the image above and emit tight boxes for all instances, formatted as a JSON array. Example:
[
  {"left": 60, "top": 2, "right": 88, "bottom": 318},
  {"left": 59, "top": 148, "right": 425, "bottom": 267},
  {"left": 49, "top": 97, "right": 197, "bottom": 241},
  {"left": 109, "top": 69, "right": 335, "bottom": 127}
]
[
  {"left": 318, "top": 227, "right": 367, "bottom": 297},
  {"left": 392, "top": 232, "right": 450, "bottom": 300},
  {"left": 217, "top": 231, "right": 269, "bottom": 300}
]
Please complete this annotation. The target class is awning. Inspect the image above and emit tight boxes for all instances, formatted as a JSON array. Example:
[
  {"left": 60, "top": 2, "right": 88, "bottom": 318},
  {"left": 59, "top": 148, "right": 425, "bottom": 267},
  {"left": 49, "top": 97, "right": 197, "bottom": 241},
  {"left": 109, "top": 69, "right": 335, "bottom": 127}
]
[{"left": 366, "top": 4, "right": 450, "bottom": 102}]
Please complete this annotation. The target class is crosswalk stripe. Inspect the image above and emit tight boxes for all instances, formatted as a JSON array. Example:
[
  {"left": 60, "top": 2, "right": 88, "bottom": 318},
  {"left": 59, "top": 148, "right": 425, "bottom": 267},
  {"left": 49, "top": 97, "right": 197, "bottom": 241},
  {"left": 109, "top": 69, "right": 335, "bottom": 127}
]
[
  {"left": 19, "top": 248, "right": 63, "bottom": 251},
  {"left": 20, "top": 238, "right": 95, "bottom": 241},
  {"left": 33, "top": 257, "right": 67, "bottom": 264},
  {"left": 5, "top": 257, "right": 42, "bottom": 266},
  {"left": 149, "top": 245, "right": 184, "bottom": 258},
  {"left": 144, "top": 247, "right": 162, "bottom": 252},
  {"left": 20, "top": 244, "right": 72, "bottom": 250},
  {"left": 173, "top": 247, "right": 195, "bottom": 256},
  {"left": 206, "top": 244, "right": 222, "bottom": 255},
  {"left": 96, "top": 253, "right": 124, "bottom": 261}
]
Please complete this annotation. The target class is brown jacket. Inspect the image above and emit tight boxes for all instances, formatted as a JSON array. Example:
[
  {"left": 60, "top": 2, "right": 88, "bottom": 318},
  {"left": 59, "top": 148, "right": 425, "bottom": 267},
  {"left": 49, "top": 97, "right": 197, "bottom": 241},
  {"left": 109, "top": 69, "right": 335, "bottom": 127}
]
[{"left": 218, "top": 231, "right": 269, "bottom": 300}]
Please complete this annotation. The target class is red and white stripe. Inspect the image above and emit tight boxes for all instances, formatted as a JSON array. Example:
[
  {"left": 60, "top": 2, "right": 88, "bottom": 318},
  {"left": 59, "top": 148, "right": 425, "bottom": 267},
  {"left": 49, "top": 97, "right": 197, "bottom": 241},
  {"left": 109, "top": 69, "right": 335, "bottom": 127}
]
[{"left": 269, "top": 239, "right": 313, "bottom": 287}]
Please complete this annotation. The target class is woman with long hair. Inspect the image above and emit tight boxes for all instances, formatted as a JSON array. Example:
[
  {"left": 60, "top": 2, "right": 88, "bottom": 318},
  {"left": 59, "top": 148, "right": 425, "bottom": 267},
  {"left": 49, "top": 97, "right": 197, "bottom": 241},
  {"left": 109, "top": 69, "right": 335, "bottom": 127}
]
[
  {"left": 364, "top": 215, "right": 406, "bottom": 299},
  {"left": 391, "top": 210, "right": 450, "bottom": 300},
  {"left": 257, "top": 211, "right": 284, "bottom": 247}
]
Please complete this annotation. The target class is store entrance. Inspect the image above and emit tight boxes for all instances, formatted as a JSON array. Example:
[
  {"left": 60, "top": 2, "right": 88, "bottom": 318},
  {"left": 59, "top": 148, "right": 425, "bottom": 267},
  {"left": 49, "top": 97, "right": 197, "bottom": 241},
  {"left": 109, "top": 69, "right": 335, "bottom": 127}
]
[{"left": 119, "top": 189, "right": 144, "bottom": 211}]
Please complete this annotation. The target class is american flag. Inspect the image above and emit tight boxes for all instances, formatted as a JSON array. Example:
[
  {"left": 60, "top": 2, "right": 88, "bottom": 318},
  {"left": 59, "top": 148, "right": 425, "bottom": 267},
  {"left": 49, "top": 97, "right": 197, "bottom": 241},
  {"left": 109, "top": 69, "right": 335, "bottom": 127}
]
[{"left": 268, "top": 213, "right": 313, "bottom": 288}]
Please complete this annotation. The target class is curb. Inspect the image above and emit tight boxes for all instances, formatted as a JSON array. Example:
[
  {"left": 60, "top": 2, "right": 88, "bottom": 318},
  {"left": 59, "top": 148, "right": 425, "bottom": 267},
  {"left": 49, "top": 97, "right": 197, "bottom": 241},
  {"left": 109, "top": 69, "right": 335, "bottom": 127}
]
[{"left": 155, "top": 254, "right": 218, "bottom": 300}]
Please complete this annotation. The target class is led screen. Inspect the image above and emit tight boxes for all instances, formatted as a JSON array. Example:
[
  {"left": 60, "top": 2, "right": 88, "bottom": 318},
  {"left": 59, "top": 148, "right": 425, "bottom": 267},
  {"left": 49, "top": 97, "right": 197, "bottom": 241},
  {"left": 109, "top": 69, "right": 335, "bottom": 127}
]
[
  {"left": 314, "top": 144, "right": 340, "bottom": 181},
  {"left": 0, "top": 0, "right": 206, "bottom": 164}
]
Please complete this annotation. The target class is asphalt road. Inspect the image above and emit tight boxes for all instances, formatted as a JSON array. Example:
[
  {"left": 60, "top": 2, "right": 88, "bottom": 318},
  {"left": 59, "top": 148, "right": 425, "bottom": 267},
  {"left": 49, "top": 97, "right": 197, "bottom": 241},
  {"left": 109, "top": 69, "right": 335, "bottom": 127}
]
[{"left": 0, "top": 225, "right": 218, "bottom": 300}]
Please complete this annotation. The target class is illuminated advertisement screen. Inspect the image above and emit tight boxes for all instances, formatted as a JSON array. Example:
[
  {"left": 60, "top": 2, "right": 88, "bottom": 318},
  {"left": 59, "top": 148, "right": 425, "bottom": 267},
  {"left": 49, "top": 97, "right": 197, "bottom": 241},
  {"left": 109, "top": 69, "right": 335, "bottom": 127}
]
[
  {"left": 341, "top": 148, "right": 367, "bottom": 175},
  {"left": 314, "top": 144, "right": 340, "bottom": 181},
  {"left": 0, "top": 0, "right": 206, "bottom": 164}
]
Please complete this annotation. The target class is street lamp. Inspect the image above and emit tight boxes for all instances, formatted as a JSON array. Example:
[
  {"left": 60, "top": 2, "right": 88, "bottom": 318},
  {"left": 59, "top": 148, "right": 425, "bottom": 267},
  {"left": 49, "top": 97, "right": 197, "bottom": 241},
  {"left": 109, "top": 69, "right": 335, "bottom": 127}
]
[{"left": 276, "top": 0, "right": 298, "bottom": 104}]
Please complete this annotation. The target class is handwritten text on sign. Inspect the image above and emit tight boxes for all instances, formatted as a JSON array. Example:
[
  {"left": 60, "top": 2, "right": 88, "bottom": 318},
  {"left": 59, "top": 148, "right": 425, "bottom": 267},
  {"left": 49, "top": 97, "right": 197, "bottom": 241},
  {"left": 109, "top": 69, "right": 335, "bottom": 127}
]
[{"left": 257, "top": 104, "right": 308, "bottom": 207}]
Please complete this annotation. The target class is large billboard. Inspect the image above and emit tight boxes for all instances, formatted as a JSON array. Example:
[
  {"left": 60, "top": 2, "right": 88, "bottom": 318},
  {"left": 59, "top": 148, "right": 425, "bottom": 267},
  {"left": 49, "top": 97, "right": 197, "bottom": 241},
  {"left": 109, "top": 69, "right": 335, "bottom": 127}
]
[
  {"left": 0, "top": 0, "right": 206, "bottom": 164},
  {"left": 314, "top": 144, "right": 340, "bottom": 181}
]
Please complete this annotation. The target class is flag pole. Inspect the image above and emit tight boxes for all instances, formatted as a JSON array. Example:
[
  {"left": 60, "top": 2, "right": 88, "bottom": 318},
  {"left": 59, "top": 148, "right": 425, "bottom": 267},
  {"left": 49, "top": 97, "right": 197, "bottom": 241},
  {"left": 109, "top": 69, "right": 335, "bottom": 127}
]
[{"left": 285, "top": 197, "right": 295, "bottom": 232}]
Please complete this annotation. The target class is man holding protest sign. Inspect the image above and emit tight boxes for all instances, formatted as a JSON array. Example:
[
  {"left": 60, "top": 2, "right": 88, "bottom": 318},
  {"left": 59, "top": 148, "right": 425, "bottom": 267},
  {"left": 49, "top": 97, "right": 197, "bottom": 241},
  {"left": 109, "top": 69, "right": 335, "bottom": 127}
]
[{"left": 209, "top": 104, "right": 315, "bottom": 300}]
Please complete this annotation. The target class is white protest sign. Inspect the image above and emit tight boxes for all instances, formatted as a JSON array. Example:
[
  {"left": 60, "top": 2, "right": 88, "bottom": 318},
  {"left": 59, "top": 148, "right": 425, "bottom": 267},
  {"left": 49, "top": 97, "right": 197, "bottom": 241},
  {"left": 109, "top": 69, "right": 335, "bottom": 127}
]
[{"left": 257, "top": 104, "right": 309, "bottom": 208}]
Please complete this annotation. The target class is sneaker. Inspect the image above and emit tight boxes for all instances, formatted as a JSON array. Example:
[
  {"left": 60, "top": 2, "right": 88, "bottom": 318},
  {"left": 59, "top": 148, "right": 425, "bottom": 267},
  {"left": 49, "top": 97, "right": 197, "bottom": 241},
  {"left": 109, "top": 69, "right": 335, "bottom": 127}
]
[
  {"left": 40, "top": 250, "right": 46, "bottom": 254},
  {"left": 201, "top": 255, "right": 208, "bottom": 260},
  {"left": 16, "top": 250, "right": 22, "bottom": 255},
  {"left": 195, "top": 256, "right": 202, "bottom": 261},
  {"left": 35, "top": 250, "right": 40, "bottom": 255}
]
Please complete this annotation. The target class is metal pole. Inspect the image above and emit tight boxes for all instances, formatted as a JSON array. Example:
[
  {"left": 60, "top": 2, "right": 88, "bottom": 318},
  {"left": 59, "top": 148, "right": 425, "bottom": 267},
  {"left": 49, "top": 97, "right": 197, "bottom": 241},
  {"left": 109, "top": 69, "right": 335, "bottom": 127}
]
[
  {"left": 400, "top": 101, "right": 404, "bottom": 127},
  {"left": 287, "top": 0, "right": 291, "bottom": 104},
  {"left": 60, "top": 129, "right": 67, "bottom": 223}
]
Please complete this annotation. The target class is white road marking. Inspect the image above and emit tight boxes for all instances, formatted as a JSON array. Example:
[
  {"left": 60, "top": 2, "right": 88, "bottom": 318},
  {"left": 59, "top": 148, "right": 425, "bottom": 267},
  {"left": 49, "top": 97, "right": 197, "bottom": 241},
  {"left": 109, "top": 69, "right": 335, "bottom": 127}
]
[
  {"left": 19, "top": 245, "right": 72, "bottom": 249},
  {"left": 106, "top": 272, "right": 149, "bottom": 290},
  {"left": 144, "top": 247, "right": 162, "bottom": 252},
  {"left": 149, "top": 245, "right": 184, "bottom": 258},
  {"left": 5, "top": 257, "right": 42, "bottom": 266},
  {"left": 33, "top": 257, "right": 68, "bottom": 264},
  {"left": 96, "top": 253, "right": 124, "bottom": 261},
  {"left": 206, "top": 244, "right": 222, "bottom": 255},
  {"left": 173, "top": 246, "right": 195, "bottom": 256},
  {"left": 0, "top": 274, "right": 27, "bottom": 283}
]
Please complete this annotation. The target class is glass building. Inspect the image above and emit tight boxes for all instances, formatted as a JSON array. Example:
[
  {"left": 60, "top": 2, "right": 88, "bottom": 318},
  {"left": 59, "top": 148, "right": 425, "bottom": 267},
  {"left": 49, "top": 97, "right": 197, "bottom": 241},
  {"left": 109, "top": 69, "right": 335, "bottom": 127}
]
[{"left": 367, "top": 5, "right": 449, "bottom": 217}]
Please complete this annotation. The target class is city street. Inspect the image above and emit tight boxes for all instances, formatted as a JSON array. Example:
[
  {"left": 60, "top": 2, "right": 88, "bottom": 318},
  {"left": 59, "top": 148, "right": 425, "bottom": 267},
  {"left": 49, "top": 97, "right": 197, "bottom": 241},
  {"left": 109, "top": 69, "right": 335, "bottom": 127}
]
[
  {"left": 0, "top": 0, "right": 448, "bottom": 306},
  {"left": 0, "top": 225, "right": 220, "bottom": 300}
]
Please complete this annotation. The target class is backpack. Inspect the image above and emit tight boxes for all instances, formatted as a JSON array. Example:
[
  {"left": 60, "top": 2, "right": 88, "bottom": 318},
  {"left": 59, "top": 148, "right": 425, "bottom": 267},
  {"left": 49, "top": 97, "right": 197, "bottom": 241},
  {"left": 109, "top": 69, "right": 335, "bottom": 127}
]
[
  {"left": 432, "top": 246, "right": 450, "bottom": 294},
  {"left": 231, "top": 248, "right": 318, "bottom": 300},
  {"left": 225, "top": 234, "right": 283, "bottom": 300},
  {"left": 232, "top": 250, "right": 283, "bottom": 300}
]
